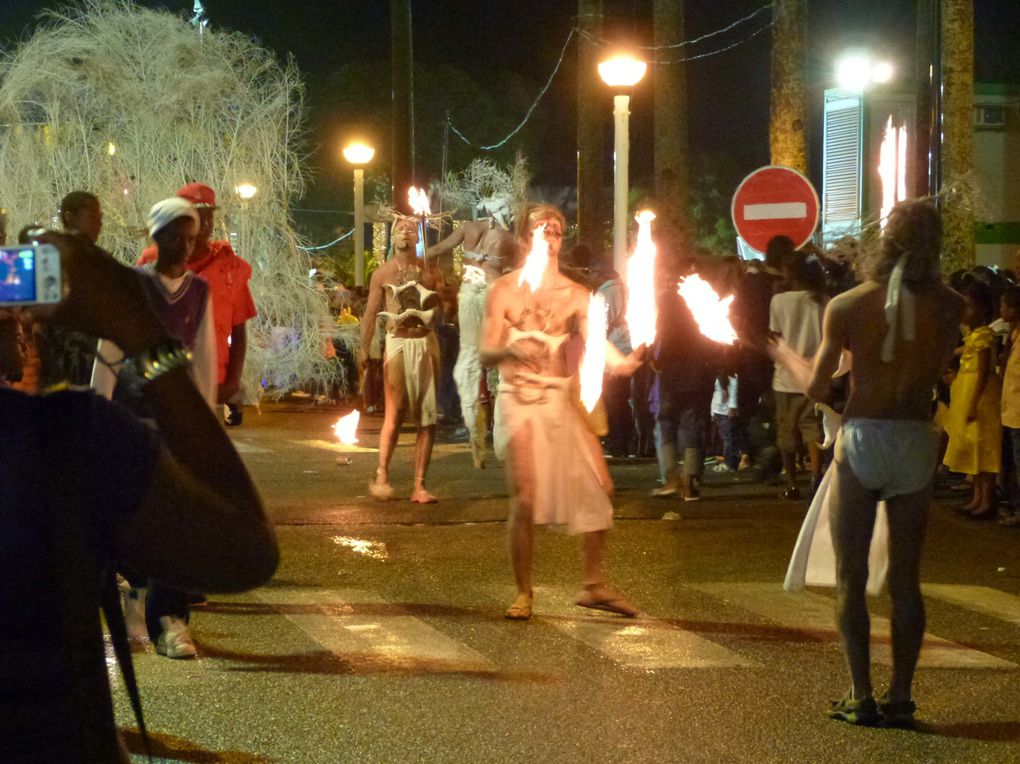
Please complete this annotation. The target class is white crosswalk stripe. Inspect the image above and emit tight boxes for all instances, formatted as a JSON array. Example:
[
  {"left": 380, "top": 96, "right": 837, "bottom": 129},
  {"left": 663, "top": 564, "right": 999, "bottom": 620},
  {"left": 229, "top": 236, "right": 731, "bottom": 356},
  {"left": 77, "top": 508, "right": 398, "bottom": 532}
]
[
  {"left": 254, "top": 588, "right": 497, "bottom": 674},
  {"left": 533, "top": 587, "right": 755, "bottom": 670},
  {"left": 923, "top": 584, "right": 1020, "bottom": 626},
  {"left": 691, "top": 582, "right": 1018, "bottom": 670},
  {"left": 230, "top": 439, "right": 273, "bottom": 454}
]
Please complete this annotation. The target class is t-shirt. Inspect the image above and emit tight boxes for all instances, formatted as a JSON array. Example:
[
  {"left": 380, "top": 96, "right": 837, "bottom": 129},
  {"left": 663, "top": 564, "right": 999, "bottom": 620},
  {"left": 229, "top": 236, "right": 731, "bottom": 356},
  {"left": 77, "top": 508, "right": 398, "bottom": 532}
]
[
  {"left": 770, "top": 290, "right": 824, "bottom": 393},
  {"left": 0, "top": 388, "right": 159, "bottom": 762},
  {"left": 138, "top": 242, "right": 257, "bottom": 384},
  {"left": 1002, "top": 330, "right": 1020, "bottom": 429}
]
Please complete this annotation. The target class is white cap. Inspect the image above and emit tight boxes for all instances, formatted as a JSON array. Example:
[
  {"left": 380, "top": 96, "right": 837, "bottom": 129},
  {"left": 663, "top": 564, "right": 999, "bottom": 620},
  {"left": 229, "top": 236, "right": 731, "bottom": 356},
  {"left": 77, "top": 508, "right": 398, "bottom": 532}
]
[{"left": 147, "top": 197, "right": 199, "bottom": 238}]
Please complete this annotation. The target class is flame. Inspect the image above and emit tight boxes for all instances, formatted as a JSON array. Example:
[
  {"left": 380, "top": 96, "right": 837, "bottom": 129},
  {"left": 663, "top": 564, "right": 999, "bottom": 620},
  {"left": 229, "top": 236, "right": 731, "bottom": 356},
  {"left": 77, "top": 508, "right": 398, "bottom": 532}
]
[
  {"left": 580, "top": 293, "right": 607, "bottom": 413},
  {"left": 332, "top": 410, "right": 361, "bottom": 445},
  {"left": 518, "top": 223, "right": 549, "bottom": 292},
  {"left": 878, "top": 117, "right": 909, "bottom": 229},
  {"left": 407, "top": 186, "right": 431, "bottom": 217},
  {"left": 677, "top": 274, "right": 737, "bottom": 345},
  {"left": 625, "top": 210, "right": 658, "bottom": 349}
]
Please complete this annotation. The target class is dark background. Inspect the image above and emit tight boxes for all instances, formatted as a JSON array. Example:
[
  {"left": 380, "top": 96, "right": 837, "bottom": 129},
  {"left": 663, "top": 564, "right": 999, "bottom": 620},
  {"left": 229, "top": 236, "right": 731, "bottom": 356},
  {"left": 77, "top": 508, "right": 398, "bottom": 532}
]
[{"left": 1, "top": 1, "right": 1017, "bottom": 240}]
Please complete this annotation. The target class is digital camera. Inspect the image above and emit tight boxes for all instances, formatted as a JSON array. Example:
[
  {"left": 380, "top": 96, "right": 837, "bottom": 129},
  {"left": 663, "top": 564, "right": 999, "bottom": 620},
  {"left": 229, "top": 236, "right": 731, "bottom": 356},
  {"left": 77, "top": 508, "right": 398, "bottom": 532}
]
[{"left": 0, "top": 244, "right": 62, "bottom": 306}]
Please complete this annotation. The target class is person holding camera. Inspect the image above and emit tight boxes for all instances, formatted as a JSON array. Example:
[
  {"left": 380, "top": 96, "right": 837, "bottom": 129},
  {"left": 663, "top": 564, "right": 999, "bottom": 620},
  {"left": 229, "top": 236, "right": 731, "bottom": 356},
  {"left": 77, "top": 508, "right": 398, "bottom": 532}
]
[{"left": 1, "top": 230, "right": 278, "bottom": 761}]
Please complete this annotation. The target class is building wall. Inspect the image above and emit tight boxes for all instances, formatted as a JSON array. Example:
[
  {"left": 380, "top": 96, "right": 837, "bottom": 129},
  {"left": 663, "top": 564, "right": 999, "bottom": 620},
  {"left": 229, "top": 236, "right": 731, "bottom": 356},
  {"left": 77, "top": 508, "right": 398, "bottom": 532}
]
[{"left": 973, "top": 84, "right": 1020, "bottom": 267}]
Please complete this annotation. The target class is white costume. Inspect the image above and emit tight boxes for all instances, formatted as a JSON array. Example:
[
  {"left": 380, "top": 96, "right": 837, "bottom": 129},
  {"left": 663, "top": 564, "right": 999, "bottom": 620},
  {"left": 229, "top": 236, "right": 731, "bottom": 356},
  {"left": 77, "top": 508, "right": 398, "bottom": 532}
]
[
  {"left": 381, "top": 279, "right": 439, "bottom": 427},
  {"left": 494, "top": 329, "right": 612, "bottom": 536}
]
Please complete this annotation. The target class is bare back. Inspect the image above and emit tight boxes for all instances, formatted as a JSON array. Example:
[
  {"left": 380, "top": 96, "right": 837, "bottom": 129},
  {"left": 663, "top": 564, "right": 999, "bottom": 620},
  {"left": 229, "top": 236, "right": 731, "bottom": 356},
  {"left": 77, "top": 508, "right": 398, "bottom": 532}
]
[{"left": 824, "top": 280, "right": 962, "bottom": 420}]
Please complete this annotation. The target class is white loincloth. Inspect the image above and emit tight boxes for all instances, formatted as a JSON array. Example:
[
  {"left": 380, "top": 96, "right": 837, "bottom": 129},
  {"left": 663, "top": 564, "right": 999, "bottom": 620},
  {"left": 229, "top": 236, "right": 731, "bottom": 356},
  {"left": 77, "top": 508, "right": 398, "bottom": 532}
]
[
  {"left": 495, "top": 376, "right": 613, "bottom": 535},
  {"left": 453, "top": 280, "right": 498, "bottom": 431},
  {"left": 385, "top": 333, "right": 438, "bottom": 426},
  {"left": 785, "top": 419, "right": 936, "bottom": 595}
]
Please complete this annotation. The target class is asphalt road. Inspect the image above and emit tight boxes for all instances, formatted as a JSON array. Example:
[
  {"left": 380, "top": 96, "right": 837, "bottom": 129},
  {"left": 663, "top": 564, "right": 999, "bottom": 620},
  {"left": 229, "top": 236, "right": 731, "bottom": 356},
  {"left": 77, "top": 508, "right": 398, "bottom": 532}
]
[{"left": 114, "top": 402, "right": 1020, "bottom": 763}]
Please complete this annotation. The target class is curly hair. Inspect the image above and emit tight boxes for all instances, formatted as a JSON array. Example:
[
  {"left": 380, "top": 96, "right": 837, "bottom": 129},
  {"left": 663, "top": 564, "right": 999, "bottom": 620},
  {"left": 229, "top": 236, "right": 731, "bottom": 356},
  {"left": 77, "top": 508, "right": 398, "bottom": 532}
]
[{"left": 869, "top": 200, "right": 942, "bottom": 287}]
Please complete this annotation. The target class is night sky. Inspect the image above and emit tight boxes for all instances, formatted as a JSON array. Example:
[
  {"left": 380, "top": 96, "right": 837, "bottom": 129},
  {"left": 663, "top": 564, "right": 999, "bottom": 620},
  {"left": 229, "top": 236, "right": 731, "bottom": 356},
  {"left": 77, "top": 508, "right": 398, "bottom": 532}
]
[{"left": 1, "top": 1, "right": 1017, "bottom": 214}]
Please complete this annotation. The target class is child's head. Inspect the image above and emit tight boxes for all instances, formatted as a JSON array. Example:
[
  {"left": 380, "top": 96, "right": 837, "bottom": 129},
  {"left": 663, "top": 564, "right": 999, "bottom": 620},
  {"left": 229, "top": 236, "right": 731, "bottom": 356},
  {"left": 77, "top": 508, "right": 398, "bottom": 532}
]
[
  {"left": 1001, "top": 286, "right": 1020, "bottom": 324},
  {"left": 962, "top": 282, "right": 995, "bottom": 329}
]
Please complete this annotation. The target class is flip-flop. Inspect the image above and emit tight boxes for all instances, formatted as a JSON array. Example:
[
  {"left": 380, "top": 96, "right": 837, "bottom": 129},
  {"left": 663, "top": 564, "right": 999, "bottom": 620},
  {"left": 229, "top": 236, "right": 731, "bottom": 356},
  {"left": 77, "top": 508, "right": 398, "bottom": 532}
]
[
  {"left": 828, "top": 694, "right": 880, "bottom": 726},
  {"left": 575, "top": 589, "right": 639, "bottom": 618},
  {"left": 505, "top": 594, "right": 532, "bottom": 620}
]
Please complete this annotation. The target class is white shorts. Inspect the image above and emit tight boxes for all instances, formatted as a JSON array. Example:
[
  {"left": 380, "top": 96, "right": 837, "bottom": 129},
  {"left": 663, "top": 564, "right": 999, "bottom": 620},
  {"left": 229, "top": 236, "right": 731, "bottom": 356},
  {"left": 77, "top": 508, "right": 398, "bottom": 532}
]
[{"left": 840, "top": 418, "right": 937, "bottom": 500}]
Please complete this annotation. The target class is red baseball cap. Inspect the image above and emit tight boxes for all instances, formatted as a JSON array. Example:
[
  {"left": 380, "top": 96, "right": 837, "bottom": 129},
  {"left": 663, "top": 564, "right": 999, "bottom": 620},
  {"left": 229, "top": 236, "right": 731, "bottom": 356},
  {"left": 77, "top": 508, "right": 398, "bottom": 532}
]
[{"left": 176, "top": 182, "right": 218, "bottom": 209}]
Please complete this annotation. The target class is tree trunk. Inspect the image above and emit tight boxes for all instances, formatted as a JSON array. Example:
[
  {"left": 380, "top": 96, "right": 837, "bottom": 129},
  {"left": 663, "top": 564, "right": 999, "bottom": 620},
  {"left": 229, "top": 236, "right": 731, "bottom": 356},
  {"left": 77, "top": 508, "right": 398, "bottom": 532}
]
[
  {"left": 576, "top": 0, "right": 605, "bottom": 251},
  {"left": 940, "top": 0, "right": 975, "bottom": 273},
  {"left": 391, "top": 0, "right": 413, "bottom": 205},
  {"left": 653, "top": 0, "right": 689, "bottom": 261},
  {"left": 915, "top": 0, "right": 936, "bottom": 198},
  {"left": 769, "top": 0, "right": 807, "bottom": 174}
]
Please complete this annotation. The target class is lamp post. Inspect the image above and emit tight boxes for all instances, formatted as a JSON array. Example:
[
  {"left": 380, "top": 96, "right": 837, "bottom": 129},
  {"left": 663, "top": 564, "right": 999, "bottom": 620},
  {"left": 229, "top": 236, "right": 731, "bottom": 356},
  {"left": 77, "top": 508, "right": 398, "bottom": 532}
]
[
  {"left": 343, "top": 141, "right": 375, "bottom": 286},
  {"left": 598, "top": 53, "right": 647, "bottom": 278}
]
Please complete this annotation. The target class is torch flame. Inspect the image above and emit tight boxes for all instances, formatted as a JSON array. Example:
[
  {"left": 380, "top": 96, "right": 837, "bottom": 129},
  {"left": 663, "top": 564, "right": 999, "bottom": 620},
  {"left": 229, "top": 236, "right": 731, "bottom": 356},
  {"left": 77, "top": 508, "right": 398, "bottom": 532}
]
[
  {"left": 518, "top": 223, "right": 549, "bottom": 293},
  {"left": 332, "top": 410, "right": 361, "bottom": 445},
  {"left": 677, "top": 274, "right": 737, "bottom": 345},
  {"left": 407, "top": 186, "right": 431, "bottom": 217},
  {"left": 625, "top": 210, "right": 658, "bottom": 349},
  {"left": 580, "top": 293, "right": 607, "bottom": 413}
]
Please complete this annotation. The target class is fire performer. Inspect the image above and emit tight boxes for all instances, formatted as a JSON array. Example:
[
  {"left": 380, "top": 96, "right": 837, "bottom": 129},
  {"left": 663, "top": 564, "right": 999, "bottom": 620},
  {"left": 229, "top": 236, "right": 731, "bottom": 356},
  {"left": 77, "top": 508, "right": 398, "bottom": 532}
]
[
  {"left": 360, "top": 216, "right": 441, "bottom": 503},
  {"left": 802, "top": 201, "right": 962, "bottom": 726},
  {"left": 430, "top": 195, "right": 518, "bottom": 468},
  {"left": 480, "top": 204, "right": 640, "bottom": 620}
]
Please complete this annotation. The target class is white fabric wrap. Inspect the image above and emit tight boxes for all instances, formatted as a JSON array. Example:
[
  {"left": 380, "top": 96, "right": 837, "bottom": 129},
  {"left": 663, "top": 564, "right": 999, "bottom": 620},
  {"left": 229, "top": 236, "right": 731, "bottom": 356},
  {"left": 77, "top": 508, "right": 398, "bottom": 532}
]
[{"left": 881, "top": 252, "right": 916, "bottom": 363}]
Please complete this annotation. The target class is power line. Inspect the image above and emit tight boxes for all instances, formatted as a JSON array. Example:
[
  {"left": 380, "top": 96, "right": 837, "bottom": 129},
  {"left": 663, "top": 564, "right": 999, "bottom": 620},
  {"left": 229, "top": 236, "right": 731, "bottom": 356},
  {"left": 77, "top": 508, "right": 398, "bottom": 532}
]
[
  {"left": 297, "top": 229, "right": 353, "bottom": 252},
  {"left": 655, "top": 19, "right": 774, "bottom": 65}
]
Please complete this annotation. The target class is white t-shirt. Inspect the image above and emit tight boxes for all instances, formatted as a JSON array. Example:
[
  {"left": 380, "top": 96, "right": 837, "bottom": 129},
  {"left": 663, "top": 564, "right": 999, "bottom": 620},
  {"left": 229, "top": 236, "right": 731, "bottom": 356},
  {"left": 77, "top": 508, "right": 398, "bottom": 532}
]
[{"left": 770, "top": 290, "right": 824, "bottom": 393}]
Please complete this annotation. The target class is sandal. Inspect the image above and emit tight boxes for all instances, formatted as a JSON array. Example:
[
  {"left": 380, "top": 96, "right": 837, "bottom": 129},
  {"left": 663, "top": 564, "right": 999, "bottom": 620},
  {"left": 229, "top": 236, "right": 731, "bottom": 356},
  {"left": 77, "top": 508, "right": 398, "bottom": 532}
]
[
  {"left": 575, "top": 585, "right": 639, "bottom": 618},
  {"left": 505, "top": 592, "right": 533, "bottom": 620},
  {"left": 828, "top": 693, "right": 880, "bottom": 726},
  {"left": 877, "top": 693, "right": 916, "bottom": 728}
]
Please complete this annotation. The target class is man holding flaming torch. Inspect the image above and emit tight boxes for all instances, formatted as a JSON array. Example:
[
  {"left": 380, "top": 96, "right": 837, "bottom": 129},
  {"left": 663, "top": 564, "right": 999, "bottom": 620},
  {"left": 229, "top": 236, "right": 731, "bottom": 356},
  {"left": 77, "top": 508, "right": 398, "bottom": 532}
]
[
  {"left": 360, "top": 216, "right": 441, "bottom": 503},
  {"left": 480, "top": 204, "right": 640, "bottom": 620}
]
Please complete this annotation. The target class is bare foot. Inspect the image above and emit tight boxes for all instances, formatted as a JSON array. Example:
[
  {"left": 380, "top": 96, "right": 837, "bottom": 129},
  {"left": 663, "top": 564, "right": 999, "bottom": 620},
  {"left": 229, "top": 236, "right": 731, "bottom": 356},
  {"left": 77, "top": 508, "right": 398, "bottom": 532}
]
[
  {"left": 575, "top": 584, "right": 639, "bottom": 618},
  {"left": 505, "top": 592, "right": 533, "bottom": 620},
  {"left": 410, "top": 487, "right": 438, "bottom": 504}
]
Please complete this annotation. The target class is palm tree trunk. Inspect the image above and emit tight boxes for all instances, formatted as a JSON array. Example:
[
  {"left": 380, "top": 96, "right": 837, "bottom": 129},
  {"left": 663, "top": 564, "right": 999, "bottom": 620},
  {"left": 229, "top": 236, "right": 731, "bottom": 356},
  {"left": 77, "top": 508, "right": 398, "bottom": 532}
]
[
  {"left": 769, "top": 0, "right": 807, "bottom": 174},
  {"left": 577, "top": 0, "right": 606, "bottom": 251},
  {"left": 653, "top": 0, "right": 689, "bottom": 260}
]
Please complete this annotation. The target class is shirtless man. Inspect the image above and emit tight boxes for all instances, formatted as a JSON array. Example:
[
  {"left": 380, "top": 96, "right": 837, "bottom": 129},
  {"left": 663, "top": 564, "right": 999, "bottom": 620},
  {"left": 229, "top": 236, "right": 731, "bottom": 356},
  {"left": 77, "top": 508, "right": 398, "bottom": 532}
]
[
  {"left": 360, "top": 216, "right": 441, "bottom": 503},
  {"left": 480, "top": 204, "right": 639, "bottom": 620},
  {"left": 431, "top": 196, "right": 518, "bottom": 468},
  {"left": 807, "top": 201, "right": 963, "bottom": 726}
]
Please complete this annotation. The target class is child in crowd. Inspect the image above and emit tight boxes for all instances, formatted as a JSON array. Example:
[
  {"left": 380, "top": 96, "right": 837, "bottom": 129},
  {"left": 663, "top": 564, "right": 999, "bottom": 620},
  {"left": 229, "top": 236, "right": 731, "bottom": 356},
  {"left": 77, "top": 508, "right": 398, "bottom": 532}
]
[
  {"left": 944, "top": 282, "right": 1002, "bottom": 518},
  {"left": 998, "top": 286, "right": 1020, "bottom": 526}
]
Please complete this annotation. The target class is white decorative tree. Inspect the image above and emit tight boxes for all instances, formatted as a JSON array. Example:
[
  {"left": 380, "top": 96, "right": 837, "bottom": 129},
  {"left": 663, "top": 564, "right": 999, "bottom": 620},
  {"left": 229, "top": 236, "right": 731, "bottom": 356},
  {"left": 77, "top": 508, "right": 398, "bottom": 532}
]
[{"left": 0, "top": 0, "right": 340, "bottom": 399}]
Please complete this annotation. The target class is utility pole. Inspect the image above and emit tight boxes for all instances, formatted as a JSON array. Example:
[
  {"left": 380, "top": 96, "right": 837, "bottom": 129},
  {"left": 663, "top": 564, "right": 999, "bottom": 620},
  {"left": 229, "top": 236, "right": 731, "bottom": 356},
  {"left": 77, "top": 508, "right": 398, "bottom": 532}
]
[
  {"left": 915, "top": 0, "right": 937, "bottom": 198},
  {"left": 940, "top": 0, "right": 975, "bottom": 272},
  {"left": 576, "top": 0, "right": 605, "bottom": 251},
  {"left": 653, "top": 0, "right": 689, "bottom": 261},
  {"left": 391, "top": 0, "right": 413, "bottom": 205},
  {"left": 769, "top": 0, "right": 807, "bottom": 174}
]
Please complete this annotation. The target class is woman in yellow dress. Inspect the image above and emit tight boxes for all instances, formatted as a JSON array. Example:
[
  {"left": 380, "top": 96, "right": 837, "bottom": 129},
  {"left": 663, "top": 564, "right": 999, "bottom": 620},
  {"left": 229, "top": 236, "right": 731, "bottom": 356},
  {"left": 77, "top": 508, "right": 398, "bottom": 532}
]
[{"left": 943, "top": 282, "right": 1002, "bottom": 517}]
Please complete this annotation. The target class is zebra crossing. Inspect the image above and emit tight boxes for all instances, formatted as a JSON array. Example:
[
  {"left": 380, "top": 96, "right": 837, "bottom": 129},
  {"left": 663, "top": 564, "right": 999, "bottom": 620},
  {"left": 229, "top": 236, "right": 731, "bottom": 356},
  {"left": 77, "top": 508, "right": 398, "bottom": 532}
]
[{"left": 240, "top": 583, "right": 1020, "bottom": 674}]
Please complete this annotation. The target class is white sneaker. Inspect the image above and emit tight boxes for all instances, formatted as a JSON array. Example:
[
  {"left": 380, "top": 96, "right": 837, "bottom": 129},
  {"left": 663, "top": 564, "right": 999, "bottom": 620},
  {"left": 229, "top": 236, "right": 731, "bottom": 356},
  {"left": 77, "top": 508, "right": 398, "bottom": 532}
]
[
  {"left": 122, "top": 587, "right": 149, "bottom": 643},
  {"left": 156, "top": 616, "right": 197, "bottom": 659}
]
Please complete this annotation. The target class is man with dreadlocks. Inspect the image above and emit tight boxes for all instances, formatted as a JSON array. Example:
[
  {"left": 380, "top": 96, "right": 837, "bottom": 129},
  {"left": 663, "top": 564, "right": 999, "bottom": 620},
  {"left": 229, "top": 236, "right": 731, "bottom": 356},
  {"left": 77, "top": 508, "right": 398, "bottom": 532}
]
[{"left": 360, "top": 216, "right": 442, "bottom": 503}]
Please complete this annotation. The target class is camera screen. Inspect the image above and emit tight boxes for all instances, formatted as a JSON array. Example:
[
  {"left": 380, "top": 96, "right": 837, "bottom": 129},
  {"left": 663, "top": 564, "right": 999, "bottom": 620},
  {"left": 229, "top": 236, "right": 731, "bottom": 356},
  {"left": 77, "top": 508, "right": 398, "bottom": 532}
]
[{"left": 0, "top": 246, "right": 37, "bottom": 302}]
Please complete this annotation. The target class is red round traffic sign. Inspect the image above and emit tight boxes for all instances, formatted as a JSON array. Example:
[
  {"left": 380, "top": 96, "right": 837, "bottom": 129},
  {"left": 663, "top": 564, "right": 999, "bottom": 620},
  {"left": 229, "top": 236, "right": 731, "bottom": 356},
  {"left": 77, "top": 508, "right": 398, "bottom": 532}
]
[{"left": 731, "top": 165, "right": 820, "bottom": 253}]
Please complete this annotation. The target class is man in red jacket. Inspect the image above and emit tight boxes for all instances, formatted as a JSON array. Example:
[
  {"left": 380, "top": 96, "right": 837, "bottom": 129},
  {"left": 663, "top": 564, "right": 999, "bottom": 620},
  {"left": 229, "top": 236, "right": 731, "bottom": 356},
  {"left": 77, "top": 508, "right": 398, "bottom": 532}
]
[{"left": 138, "top": 183, "right": 257, "bottom": 425}]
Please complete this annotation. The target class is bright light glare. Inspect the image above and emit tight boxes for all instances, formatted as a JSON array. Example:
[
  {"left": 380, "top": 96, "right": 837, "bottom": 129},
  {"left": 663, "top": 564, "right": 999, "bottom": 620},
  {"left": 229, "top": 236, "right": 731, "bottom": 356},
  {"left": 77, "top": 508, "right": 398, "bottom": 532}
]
[
  {"left": 107, "top": 142, "right": 116, "bottom": 156},
  {"left": 598, "top": 54, "right": 647, "bottom": 88},
  {"left": 235, "top": 183, "right": 258, "bottom": 200},
  {"left": 343, "top": 141, "right": 375, "bottom": 165},
  {"left": 836, "top": 54, "right": 873, "bottom": 91}
]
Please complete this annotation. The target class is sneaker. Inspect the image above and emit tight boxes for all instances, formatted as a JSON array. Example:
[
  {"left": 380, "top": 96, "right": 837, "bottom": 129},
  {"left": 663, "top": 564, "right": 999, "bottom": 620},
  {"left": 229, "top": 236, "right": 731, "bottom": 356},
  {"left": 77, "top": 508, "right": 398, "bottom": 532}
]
[
  {"left": 225, "top": 403, "right": 243, "bottom": 427},
  {"left": 123, "top": 587, "right": 148, "bottom": 643},
  {"left": 711, "top": 463, "right": 733, "bottom": 473},
  {"left": 155, "top": 616, "right": 197, "bottom": 659}
]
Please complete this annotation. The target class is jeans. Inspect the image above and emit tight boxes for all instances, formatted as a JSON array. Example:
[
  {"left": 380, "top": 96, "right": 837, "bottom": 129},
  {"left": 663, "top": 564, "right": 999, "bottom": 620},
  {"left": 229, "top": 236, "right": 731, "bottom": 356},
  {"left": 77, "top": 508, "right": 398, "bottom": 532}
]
[
  {"left": 713, "top": 412, "right": 747, "bottom": 470},
  {"left": 603, "top": 374, "right": 635, "bottom": 456},
  {"left": 655, "top": 386, "right": 711, "bottom": 482}
]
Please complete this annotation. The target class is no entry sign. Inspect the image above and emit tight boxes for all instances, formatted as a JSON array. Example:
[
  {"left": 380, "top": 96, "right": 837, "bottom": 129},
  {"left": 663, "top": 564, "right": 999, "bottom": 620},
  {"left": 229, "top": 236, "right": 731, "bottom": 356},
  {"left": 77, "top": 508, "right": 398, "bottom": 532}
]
[{"left": 731, "top": 165, "right": 820, "bottom": 253}]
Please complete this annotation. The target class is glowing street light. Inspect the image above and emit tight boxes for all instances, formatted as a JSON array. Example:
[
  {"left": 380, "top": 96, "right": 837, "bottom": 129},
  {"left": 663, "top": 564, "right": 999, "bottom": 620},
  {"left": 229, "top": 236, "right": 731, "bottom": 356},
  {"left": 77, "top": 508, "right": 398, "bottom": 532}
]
[
  {"left": 599, "top": 53, "right": 647, "bottom": 278},
  {"left": 235, "top": 182, "right": 258, "bottom": 200},
  {"left": 343, "top": 141, "right": 375, "bottom": 286},
  {"left": 835, "top": 53, "right": 894, "bottom": 92}
]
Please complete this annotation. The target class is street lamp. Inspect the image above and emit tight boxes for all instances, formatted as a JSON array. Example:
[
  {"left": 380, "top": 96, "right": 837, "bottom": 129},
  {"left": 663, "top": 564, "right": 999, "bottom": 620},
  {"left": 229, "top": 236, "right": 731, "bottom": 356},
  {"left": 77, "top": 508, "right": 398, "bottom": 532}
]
[
  {"left": 343, "top": 140, "right": 375, "bottom": 286},
  {"left": 598, "top": 53, "right": 647, "bottom": 277},
  {"left": 835, "top": 52, "right": 894, "bottom": 92},
  {"left": 234, "top": 183, "right": 257, "bottom": 258}
]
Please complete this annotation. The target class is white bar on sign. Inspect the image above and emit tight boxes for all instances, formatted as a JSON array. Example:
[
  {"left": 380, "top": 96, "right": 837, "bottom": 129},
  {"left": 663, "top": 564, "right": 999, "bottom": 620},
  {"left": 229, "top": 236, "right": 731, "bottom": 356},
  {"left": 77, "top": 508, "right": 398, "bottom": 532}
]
[{"left": 743, "top": 202, "right": 807, "bottom": 220}]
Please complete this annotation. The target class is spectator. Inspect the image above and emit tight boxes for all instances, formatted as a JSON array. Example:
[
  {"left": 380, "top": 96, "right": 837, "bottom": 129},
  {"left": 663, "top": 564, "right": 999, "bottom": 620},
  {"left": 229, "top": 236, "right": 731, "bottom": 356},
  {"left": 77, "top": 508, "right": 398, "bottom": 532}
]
[
  {"left": 998, "top": 286, "right": 1020, "bottom": 526},
  {"left": 1, "top": 231, "right": 277, "bottom": 761}
]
